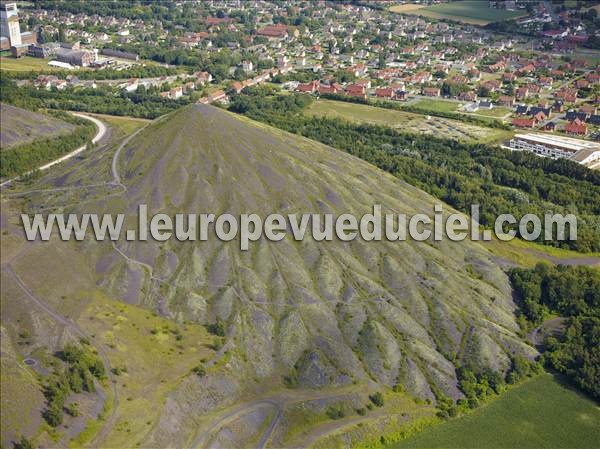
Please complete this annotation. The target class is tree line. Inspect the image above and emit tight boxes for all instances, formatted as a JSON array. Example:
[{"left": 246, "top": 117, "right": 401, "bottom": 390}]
[
  {"left": 0, "top": 113, "right": 96, "bottom": 179},
  {"left": 1, "top": 77, "right": 190, "bottom": 119},
  {"left": 229, "top": 87, "right": 600, "bottom": 252}
]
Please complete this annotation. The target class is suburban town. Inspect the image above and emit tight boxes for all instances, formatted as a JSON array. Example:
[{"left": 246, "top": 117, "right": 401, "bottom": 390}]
[
  {"left": 1, "top": 0, "right": 600, "bottom": 167},
  {"left": 1, "top": 2, "right": 600, "bottom": 449}
]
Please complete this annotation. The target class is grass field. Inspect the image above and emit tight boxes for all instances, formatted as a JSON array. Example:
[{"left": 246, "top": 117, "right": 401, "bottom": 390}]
[
  {"left": 390, "top": 1, "right": 527, "bottom": 25},
  {"left": 486, "top": 237, "right": 600, "bottom": 268},
  {"left": 471, "top": 106, "right": 512, "bottom": 118},
  {"left": 88, "top": 114, "right": 151, "bottom": 136},
  {"left": 391, "top": 374, "right": 600, "bottom": 449},
  {"left": 306, "top": 99, "right": 510, "bottom": 143},
  {"left": 389, "top": 4, "right": 426, "bottom": 13},
  {"left": 411, "top": 98, "right": 459, "bottom": 113},
  {"left": 0, "top": 56, "right": 68, "bottom": 72}
]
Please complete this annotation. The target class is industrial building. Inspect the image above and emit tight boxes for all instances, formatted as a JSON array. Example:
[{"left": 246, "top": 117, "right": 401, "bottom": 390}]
[
  {"left": 507, "top": 133, "right": 600, "bottom": 168},
  {"left": 1, "top": 3, "right": 36, "bottom": 51}
]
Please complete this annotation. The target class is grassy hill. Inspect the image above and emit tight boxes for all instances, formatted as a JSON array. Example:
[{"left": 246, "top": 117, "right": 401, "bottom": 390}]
[{"left": 390, "top": 374, "right": 600, "bottom": 449}]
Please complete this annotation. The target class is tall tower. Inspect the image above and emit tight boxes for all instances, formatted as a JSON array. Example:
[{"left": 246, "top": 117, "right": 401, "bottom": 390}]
[{"left": 0, "top": 3, "right": 22, "bottom": 46}]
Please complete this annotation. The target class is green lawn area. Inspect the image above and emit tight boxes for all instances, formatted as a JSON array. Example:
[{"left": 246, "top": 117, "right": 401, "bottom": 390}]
[
  {"left": 390, "top": 374, "right": 600, "bottom": 449},
  {"left": 0, "top": 56, "right": 68, "bottom": 72},
  {"left": 411, "top": 98, "right": 460, "bottom": 113},
  {"left": 471, "top": 106, "right": 512, "bottom": 118},
  {"left": 393, "top": 1, "right": 528, "bottom": 25}
]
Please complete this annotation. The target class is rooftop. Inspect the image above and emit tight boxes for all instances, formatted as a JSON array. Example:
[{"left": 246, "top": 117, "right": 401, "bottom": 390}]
[{"left": 513, "top": 133, "right": 600, "bottom": 152}]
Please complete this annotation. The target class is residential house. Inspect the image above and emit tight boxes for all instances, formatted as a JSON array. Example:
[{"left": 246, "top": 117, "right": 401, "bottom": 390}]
[
  {"left": 499, "top": 95, "right": 515, "bottom": 107},
  {"left": 422, "top": 87, "right": 440, "bottom": 97},
  {"left": 512, "top": 117, "right": 537, "bottom": 128},
  {"left": 565, "top": 119, "right": 587, "bottom": 136},
  {"left": 516, "top": 87, "right": 529, "bottom": 100}
]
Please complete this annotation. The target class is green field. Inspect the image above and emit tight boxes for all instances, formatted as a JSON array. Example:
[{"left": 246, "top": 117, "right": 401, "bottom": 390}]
[
  {"left": 88, "top": 113, "right": 151, "bottom": 136},
  {"left": 0, "top": 56, "right": 68, "bottom": 72},
  {"left": 306, "top": 99, "right": 511, "bottom": 143},
  {"left": 486, "top": 235, "right": 600, "bottom": 268},
  {"left": 410, "top": 98, "right": 459, "bottom": 113},
  {"left": 391, "top": 1, "right": 527, "bottom": 25},
  {"left": 472, "top": 106, "right": 512, "bottom": 118},
  {"left": 391, "top": 374, "right": 600, "bottom": 449}
]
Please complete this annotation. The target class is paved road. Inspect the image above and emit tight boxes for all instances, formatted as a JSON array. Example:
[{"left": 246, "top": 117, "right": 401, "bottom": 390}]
[{"left": 0, "top": 112, "right": 107, "bottom": 188}]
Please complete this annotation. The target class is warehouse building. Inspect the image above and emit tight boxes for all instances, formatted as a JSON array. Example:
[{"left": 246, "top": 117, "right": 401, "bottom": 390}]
[{"left": 507, "top": 133, "right": 600, "bottom": 168}]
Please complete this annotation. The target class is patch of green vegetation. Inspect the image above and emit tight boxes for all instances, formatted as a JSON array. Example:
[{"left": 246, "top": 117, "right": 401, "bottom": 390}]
[
  {"left": 389, "top": 374, "right": 600, "bottom": 449},
  {"left": 77, "top": 292, "right": 214, "bottom": 448},
  {"left": 486, "top": 236, "right": 600, "bottom": 268},
  {"left": 0, "top": 114, "right": 95, "bottom": 178},
  {"left": 306, "top": 98, "right": 507, "bottom": 143},
  {"left": 90, "top": 114, "right": 150, "bottom": 136},
  {"left": 42, "top": 343, "right": 105, "bottom": 427}
]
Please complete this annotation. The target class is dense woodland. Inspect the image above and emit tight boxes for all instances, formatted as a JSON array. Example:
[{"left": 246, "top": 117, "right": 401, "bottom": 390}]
[
  {"left": 229, "top": 87, "right": 600, "bottom": 252},
  {"left": 510, "top": 264, "right": 600, "bottom": 401}
]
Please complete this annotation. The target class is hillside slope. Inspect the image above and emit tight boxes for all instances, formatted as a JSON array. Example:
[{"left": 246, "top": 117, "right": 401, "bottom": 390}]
[
  {"left": 85, "top": 105, "right": 534, "bottom": 446},
  {"left": 3, "top": 104, "right": 538, "bottom": 448},
  {"left": 0, "top": 103, "right": 75, "bottom": 149}
]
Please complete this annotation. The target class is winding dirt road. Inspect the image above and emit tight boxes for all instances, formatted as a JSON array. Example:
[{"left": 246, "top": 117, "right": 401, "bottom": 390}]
[{"left": 0, "top": 113, "right": 107, "bottom": 188}]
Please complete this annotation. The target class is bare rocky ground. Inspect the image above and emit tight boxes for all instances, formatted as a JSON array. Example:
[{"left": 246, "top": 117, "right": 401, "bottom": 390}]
[{"left": 1, "top": 105, "right": 539, "bottom": 448}]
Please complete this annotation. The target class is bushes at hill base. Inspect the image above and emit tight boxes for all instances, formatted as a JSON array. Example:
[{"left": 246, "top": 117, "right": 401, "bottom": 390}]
[
  {"left": 509, "top": 263, "right": 600, "bottom": 401},
  {"left": 0, "top": 123, "right": 95, "bottom": 179},
  {"left": 43, "top": 343, "right": 106, "bottom": 427}
]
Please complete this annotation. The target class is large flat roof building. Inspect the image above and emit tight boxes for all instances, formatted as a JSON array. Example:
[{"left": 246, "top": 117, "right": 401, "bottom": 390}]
[{"left": 507, "top": 133, "right": 600, "bottom": 168}]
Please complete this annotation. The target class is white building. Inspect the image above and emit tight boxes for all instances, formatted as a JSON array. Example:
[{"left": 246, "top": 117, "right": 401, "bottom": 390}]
[
  {"left": 507, "top": 133, "right": 600, "bottom": 167},
  {"left": 242, "top": 60, "right": 253, "bottom": 72}
]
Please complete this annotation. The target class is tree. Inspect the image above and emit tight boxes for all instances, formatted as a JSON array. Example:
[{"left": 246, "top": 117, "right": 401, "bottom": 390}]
[
  {"left": 43, "top": 404, "right": 63, "bottom": 427},
  {"left": 58, "top": 24, "right": 66, "bottom": 42},
  {"left": 369, "top": 392, "right": 384, "bottom": 407}
]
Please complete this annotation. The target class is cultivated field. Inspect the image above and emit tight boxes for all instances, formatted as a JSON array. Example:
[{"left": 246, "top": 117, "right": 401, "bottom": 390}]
[
  {"left": 0, "top": 103, "right": 75, "bottom": 148},
  {"left": 306, "top": 99, "right": 510, "bottom": 143},
  {"left": 391, "top": 374, "right": 600, "bottom": 449},
  {"left": 390, "top": 1, "right": 527, "bottom": 25}
]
